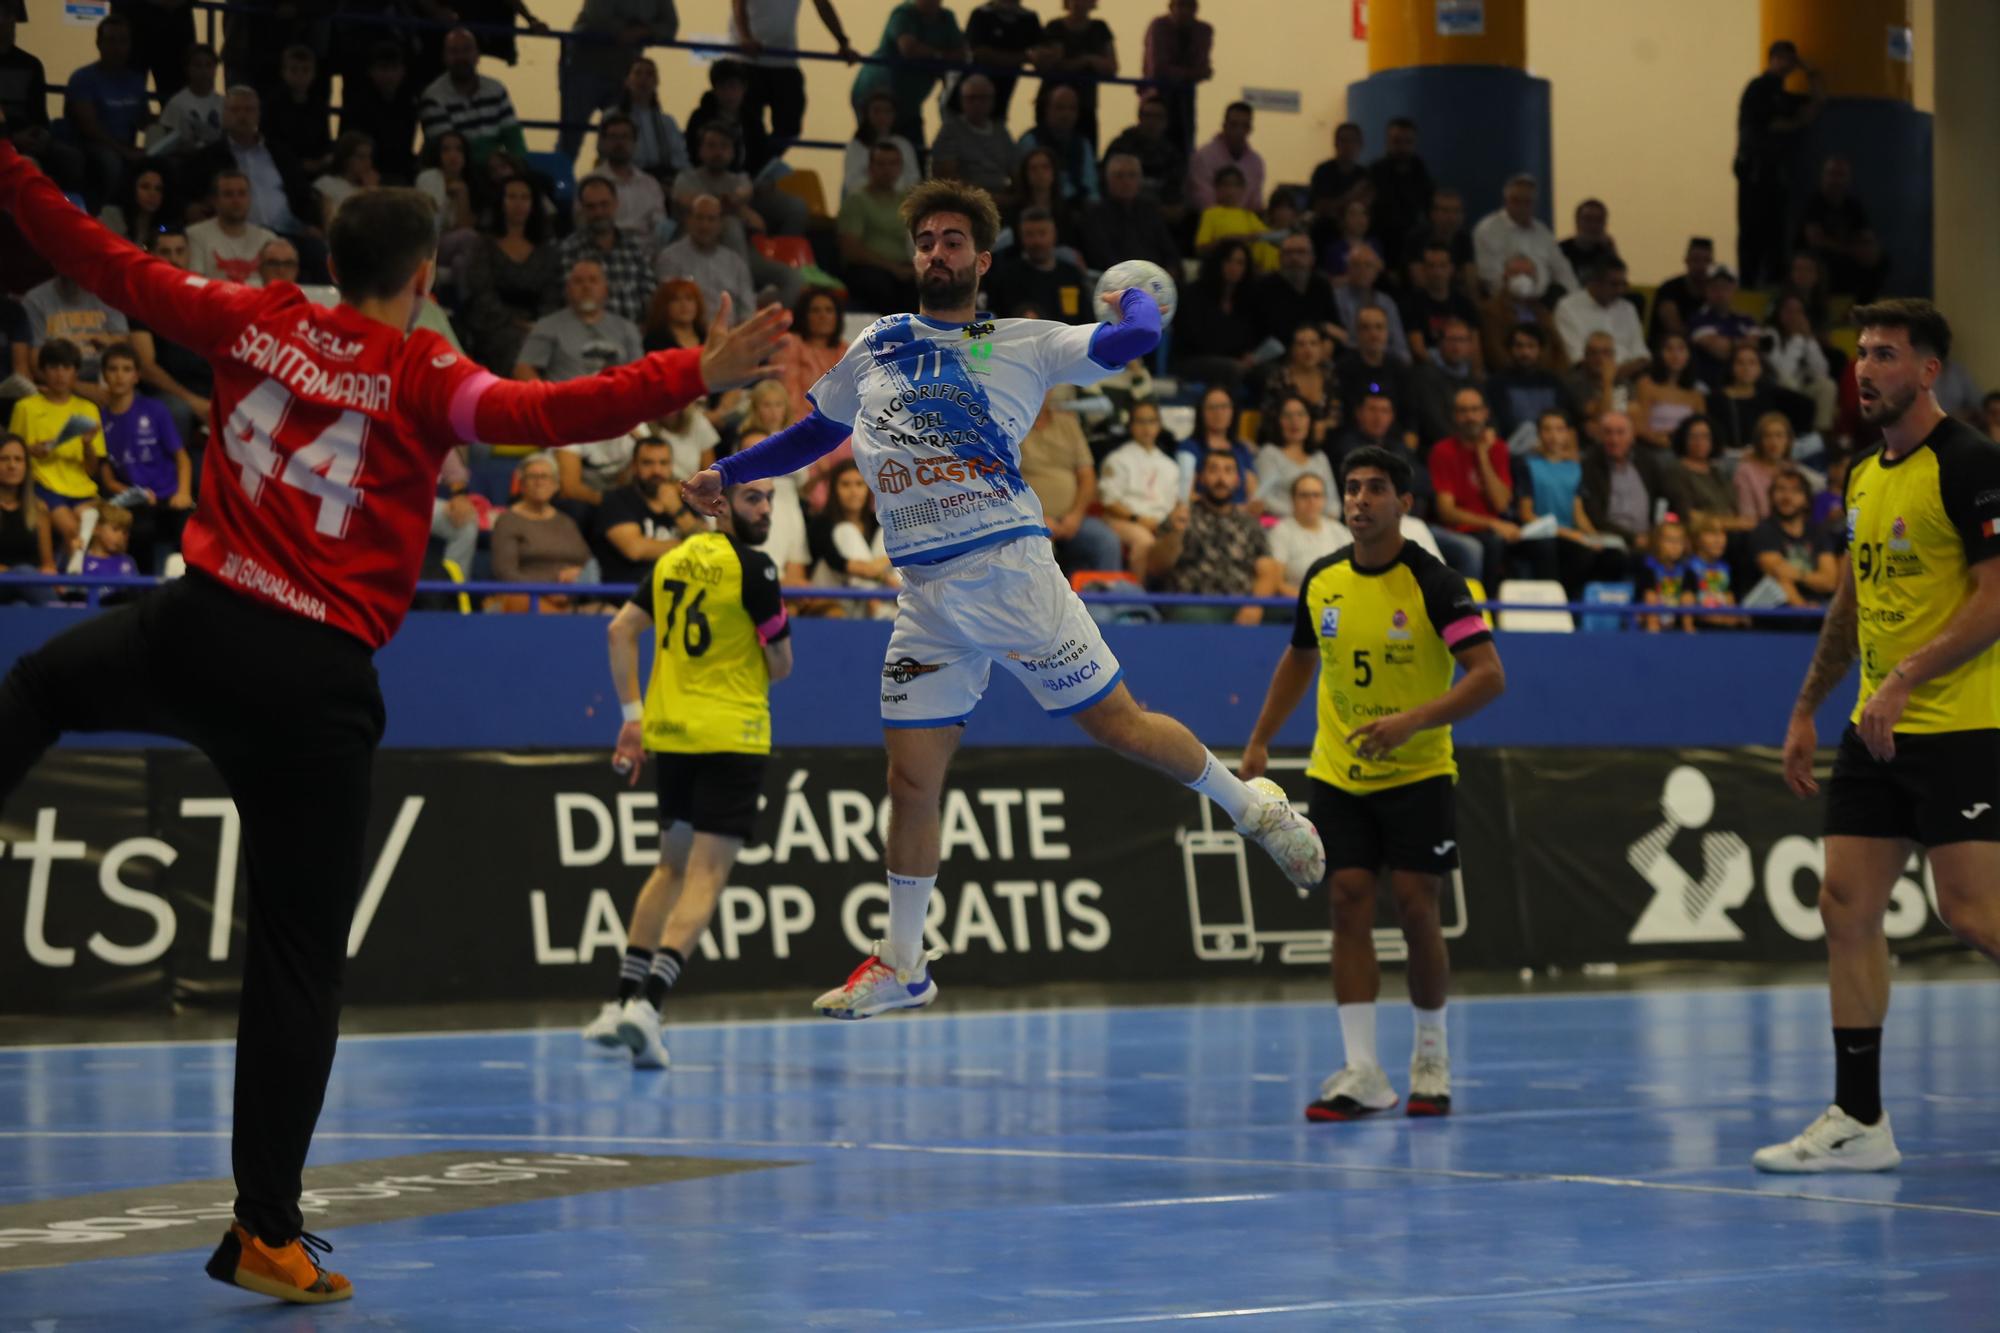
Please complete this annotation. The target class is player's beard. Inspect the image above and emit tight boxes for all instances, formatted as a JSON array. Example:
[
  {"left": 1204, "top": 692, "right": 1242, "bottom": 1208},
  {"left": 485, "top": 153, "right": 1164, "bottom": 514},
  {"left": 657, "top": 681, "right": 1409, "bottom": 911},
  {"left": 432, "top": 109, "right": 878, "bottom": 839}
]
[
  {"left": 1858, "top": 382, "right": 1918, "bottom": 426},
  {"left": 737, "top": 512, "right": 772, "bottom": 545},
  {"left": 919, "top": 260, "right": 978, "bottom": 312}
]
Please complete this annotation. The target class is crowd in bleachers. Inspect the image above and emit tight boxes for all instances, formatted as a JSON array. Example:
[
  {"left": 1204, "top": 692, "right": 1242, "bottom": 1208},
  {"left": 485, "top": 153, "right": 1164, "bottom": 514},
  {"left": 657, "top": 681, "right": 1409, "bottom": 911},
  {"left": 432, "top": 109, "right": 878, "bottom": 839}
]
[{"left": 2, "top": 8, "right": 1997, "bottom": 626}]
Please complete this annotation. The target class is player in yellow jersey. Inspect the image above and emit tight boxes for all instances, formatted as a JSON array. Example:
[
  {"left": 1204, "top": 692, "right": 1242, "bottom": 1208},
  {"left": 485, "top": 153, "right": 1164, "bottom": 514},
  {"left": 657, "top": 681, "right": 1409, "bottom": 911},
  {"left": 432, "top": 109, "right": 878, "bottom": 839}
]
[
  {"left": 1759, "top": 300, "right": 2000, "bottom": 1172},
  {"left": 1242, "top": 444, "right": 1506, "bottom": 1121},
  {"left": 578, "top": 478, "right": 794, "bottom": 1068}
]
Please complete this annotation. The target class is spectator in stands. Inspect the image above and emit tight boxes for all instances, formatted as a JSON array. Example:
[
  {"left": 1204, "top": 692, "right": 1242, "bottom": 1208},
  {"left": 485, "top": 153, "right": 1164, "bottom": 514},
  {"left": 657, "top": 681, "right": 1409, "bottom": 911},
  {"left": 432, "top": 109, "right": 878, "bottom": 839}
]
[
  {"left": 1308, "top": 122, "right": 1367, "bottom": 239},
  {"left": 1633, "top": 517, "right": 1694, "bottom": 632},
  {"left": 1185, "top": 100, "right": 1261, "bottom": 214},
  {"left": 94, "top": 342, "right": 191, "bottom": 571},
  {"left": 1254, "top": 394, "right": 1334, "bottom": 519},
  {"left": 1193, "top": 166, "right": 1272, "bottom": 266},
  {"left": 1268, "top": 472, "right": 1349, "bottom": 596},
  {"left": 838, "top": 142, "right": 920, "bottom": 314},
  {"left": 1630, "top": 332, "right": 1705, "bottom": 450},
  {"left": 842, "top": 91, "right": 921, "bottom": 200},
  {"left": 1405, "top": 186, "right": 1476, "bottom": 294},
  {"left": 931, "top": 74, "right": 1018, "bottom": 197},
  {"left": 1098, "top": 398, "right": 1181, "bottom": 576},
  {"left": 684, "top": 60, "right": 756, "bottom": 170},
  {"left": 1797, "top": 155, "right": 1886, "bottom": 300},
  {"left": 1686, "top": 265, "right": 1759, "bottom": 388},
  {"left": 265, "top": 45, "right": 334, "bottom": 179},
  {"left": 1334, "top": 252, "right": 1409, "bottom": 363},
  {"left": 1018, "top": 82, "right": 1099, "bottom": 204},
  {"left": 730, "top": 0, "right": 862, "bottom": 171},
  {"left": 1077, "top": 155, "right": 1176, "bottom": 274},
  {"left": 585, "top": 113, "right": 668, "bottom": 238},
  {"left": 458, "top": 176, "right": 562, "bottom": 374},
  {"left": 1149, "top": 450, "right": 1278, "bottom": 626},
  {"left": 1334, "top": 304, "right": 1414, "bottom": 428},
  {"left": 1171, "top": 240, "right": 1260, "bottom": 392},
  {"left": 676, "top": 123, "right": 765, "bottom": 239},
  {"left": 73, "top": 500, "right": 138, "bottom": 594},
  {"left": 24, "top": 271, "right": 131, "bottom": 383},
  {"left": 1035, "top": 0, "right": 1118, "bottom": 151},
  {"left": 1555, "top": 258, "right": 1647, "bottom": 378},
  {"left": 341, "top": 43, "right": 419, "bottom": 185},
  {"left": 1661, "top": 413, "right": 1748, "bottom": 534},
  {"left": 64, "top": 14, "right": 151, "bottom": 210},
  {"left": 185, "top": 169, "right": 279, "bottom": 286},
  {"left": 420, "top": 28, "right": 529, "bottom": 169},
  {"left": 601, "top": 57, "right": 689, "bottom": 182},
  {"left": 811, "top": 459, "right": 898, "bottom": 612},
  {"left": 492, "top": 454, "right": 597, "bottom": 610},
  {"left": 643, "top": 279, "right": 707, "bottom": 354},
  {"left": 1732, "top": 411, "right": 1796, "bottom": 524},
  {"left": 1932, "top": 353, "right": 1985, "bottom": 425},
  {"left": 1648, "top": 235, "right": 1714, "bottom": 340},
  {"left": 1556, "top": 333, "right": 1622, "bottom": 436},
  {"left": 1021, "top": 391, "right": 1120, "bottom": 572},
  {"left": 1557, "top": 198, "right": 1617, "bottom": 279},
  {"left": 1685, "top": 514, "right": 1745, "bottom": 628},
  {"left": 851, "top": 0, "right": 966, "bottom": 150},
  {"left": 776, "top": 287, "right": 850, "bottom": 424},
  {"left": 1365, "top": 117, "right": 1432, "bottom": 274},
  {"left": 0, "top": 434, "right": 56, "bottom": 602},
  {"left": 1771, "top": 250, "right": 1830, "bottom": 332},
  {"left": 1141, "top": 0, "right": 1210, "bottom": 154},
  {"left": 987, "top": 207, "right": 1090, "bottom": 323},
  {"left": 1409, "top": 316, "right": 1483, "bottom": 448},
  {"left": 1767, "top": 293, "right": 1837, "bottom": 432},
  {"left": 1707, "top": 343, "right": 1785, "bottom": 455},
  {"left": 313, "top": 133, "right": 378, "bottom": 227},
  {"left": 98, "top": 166, "right": 171, "bottom": 247},
  {"left": 124, "top": 231, "right": 213, "bottom": 438},
  {"left": 1102, "top": 94, "right": 1188, "bottom": 222},
  {"left": 1318, "top": 198, "right": 1377, "bottom": 279},
  {"left": 1181, "top": 384, "right": 1258, "bottom": 508},
  {"left": 160, "top": 43, "right": 225, "bottom": 161},
  {"left": 0, "top": 299, "right": 27, "bottom": 403},
  {"left": 1473, "top": 173, "right": 1576, "bottom": 301},
  {"left": 1735, "top": 40, "right": 1821, "bottom": 286},
  {"left": 559, "top": 0, "right": 679, "bottom": 160},
  {"left": 1429, "top": 385, "right": 1528, "bottom": 587},
  {"left": 957, "top": 0, "right": 1041, "bottom": 127},
  {"left": 1259, "top": 325, "right": 1338, "bottom": 446},
  {"left": 514, "top": 257, "right": 645, "bottom": 382},
  {"left": 1006, "top": 145, "right": 1079, "bottom": 246},
  {"left": 255, "top": 238, "right": 300, "bottom": 288},
  {"left": 7, "top": 339, "right": 102, "bottom": 558},
  {"left": 594, "top": 434, "right": 689, "bottom": 586},
  {"left": 1579, "top": 409, "right": 1662, "bottom": 552},
  {"left": 561, "top": 177, "right": 659, "bottom": 324},
  {"left": 196, "top": 89, "right": 319, "bottom": 262},
  {"left": 0, "top": 15, "right": 85, "bottom": 196},
  {"left": 1515, "top": 407, "right": 1622, "bottom": 596},
  {"left": 1478, "top": 254, "right": 1564, "bottom": 374},
  {"left": 1401, "top": 241, "right": 1481, "bottom": 363},
  {"left": 1750, "top": 465, "right": 1838, "bottom": 609},
  {"left": 1252, "top": 232, "right": 1338, "bottom": 347},
  {"left": 416, "top": 130, "right": 478, "bottom": 235}
]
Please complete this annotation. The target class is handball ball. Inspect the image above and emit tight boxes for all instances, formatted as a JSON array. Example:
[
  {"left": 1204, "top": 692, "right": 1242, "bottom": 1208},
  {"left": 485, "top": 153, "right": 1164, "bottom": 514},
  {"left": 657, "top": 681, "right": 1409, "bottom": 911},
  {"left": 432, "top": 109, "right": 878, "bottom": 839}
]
[{"left": 1095, "top": 259, "right": 1178, "bottom": 327}]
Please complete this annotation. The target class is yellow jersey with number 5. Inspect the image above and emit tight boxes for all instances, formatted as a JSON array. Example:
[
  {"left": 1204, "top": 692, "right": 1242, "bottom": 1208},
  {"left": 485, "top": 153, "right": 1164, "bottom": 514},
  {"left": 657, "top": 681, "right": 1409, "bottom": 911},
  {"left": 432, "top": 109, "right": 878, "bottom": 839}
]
[
  {"left": 1844, "top": 418, "right": 2000, "bottom": 733},
  {"left": 1291, "top": 543, "right": 1492, "bottom": 792},
  {"left": 636, "top": 532, "right": 790, "bottom": 755}
]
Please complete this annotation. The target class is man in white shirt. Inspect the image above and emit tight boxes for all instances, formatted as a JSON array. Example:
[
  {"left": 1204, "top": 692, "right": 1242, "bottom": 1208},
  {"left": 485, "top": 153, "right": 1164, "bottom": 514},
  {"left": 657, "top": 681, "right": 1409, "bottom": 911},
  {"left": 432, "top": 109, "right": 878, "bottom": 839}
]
[
  {"left": 1472, "top": 173, "right": 1578, "bottom": 300},
  {"left": 1097, "top": 399, "right": 1181, "bottom": 575},
  {"left": 186, "top": 170, "right": 278, "bottom": 285},
  {"left": 1553, "top": 257, "right": 1649, "bottom": 379},
  {"left": 730, "top": 0, "right": 862, "bottom": 171},
  {"left": 159, "top": 43, "right": 223, "bottom": 156},
  {"left": 583, "top": 112, "right": 667, "bottom": 239}
]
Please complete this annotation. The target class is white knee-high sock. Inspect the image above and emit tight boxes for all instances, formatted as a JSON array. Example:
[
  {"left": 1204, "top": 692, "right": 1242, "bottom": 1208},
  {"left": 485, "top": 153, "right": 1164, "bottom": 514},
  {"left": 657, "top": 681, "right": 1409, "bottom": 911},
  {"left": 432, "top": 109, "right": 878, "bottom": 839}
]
[
  {"left": 1338, "top": 1002, "right": 1379, "bottom": 1070},
  {"left": 1413, "top": 1003, "right": 1448, "bottom": 1062},
  {"left": 885, "top": 872, "right": 936, "bottom": 973},
  {"left": 1185, "top": 749, "right": 1257, "bottom": 822}
]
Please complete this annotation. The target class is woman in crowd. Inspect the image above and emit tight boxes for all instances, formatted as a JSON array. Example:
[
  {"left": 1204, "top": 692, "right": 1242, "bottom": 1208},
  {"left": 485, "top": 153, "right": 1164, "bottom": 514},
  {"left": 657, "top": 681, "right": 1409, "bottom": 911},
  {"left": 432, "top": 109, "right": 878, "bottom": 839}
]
[
  {"left": 1267, "top": 473, "right": 1351, "bottom": 599},
  {"left": 1172, "top": 240, "right": 1262, "bottom": 395},
  {"left": 457, "top": 175, "right": 563, "bottom": 374},
  {"left": 1255, "top": 394, "right": 1335, "bottom": 520},
  {"left": 1258, "top": 324, "right": 1338, "bottom": 447},
  {"left": 643, "top": 279, "right": 707, "bottom": 354},
  {"left": 1098, "top": 399, "right": 1183, "bottom": 578},
  {"left": 98, "top": 167, "right": 170, "bottom": 246},
  {"left": 1320, "top": 197, "right": 1377, "bottom": 278},
  {"left": 1733, "top": 411, "right": 1799, "bottom": 525},
  {"left": 1766, "top": 293, "right": 1838, "bottom": 433},
  {"left": 1706, "top": 342, "right": 1786, "bottom": 455},
  {"left": 776, "top": 286, "right": 853, "bottom": 509},
  {"left": 842, "top": 91, "right": 919, "bottom": 200},
  {"left": 810, "top": 459, "right": 899, "bottom": 617},
  {"left": 1662, "top": 413, "right": 1753, "bottom": 533},
  {"left": 416, "top": 130, "right": 479, "bottom": 236},
  {"left": 1514, "top": 407, "right": 1626, "bottom": 596},
  {"left": 1629, "top": 331, "right": 1705, "bottom": 450},
  {"left": 1178, "top": 383, "right": 1261, "bottom": 510},
  {"left": 602, "top": 57, "right": 690, "bottom": 180},
  {"left": 314, "top": 132, "right": 378, "bottom": 226},
  {"left": 0, "top": 435, "right": 56, "bottom": 606},
  {"left": 489, "top": 454, "right": 598, "bottom": 613}
]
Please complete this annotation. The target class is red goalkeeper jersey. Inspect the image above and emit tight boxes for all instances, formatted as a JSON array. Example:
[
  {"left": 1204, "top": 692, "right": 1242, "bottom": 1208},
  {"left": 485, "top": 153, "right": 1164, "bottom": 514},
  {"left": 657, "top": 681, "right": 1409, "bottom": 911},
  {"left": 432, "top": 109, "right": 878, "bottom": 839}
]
[{"left": 0, "top": 141, "right": 711, "bottom": 649}]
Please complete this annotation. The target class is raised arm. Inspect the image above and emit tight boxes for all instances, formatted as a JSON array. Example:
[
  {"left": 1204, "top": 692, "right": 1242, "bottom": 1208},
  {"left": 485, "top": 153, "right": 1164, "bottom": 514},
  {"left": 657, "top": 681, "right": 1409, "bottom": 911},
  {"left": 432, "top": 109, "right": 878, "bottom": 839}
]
[{"left": 0, "top": 139, "right": 267, "bottom": 357}]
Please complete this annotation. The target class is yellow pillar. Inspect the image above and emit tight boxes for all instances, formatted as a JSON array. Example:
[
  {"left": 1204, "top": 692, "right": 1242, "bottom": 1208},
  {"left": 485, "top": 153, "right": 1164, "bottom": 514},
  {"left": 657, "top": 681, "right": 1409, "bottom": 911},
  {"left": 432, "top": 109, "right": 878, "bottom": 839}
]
[
  {"left": 1934, "top": 0, "right": 2000, "bottom": 383},
  {"left": 1760, "top": 0, "right": 1913, "bottom": 101},
  {"left": 1367, "top": 0, "right": 1525, "bottom": 74}
]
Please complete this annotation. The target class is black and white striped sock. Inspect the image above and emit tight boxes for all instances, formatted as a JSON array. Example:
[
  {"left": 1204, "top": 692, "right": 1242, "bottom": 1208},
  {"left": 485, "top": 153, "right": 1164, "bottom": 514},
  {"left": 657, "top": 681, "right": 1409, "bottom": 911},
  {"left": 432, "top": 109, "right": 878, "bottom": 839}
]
[
  {"left": 641, "top": 948, "right": 685, "bottom": 1009},
  {"left": 617, "top": 946, "right": 654, "bottom": 1002}
]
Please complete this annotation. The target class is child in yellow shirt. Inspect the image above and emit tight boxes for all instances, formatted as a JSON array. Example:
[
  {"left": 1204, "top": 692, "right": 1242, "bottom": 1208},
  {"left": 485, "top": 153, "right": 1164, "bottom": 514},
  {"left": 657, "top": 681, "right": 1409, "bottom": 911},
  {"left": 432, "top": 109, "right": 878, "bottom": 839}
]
[{"left": 6, "top": 337, "right": 104, "bottom": 556}]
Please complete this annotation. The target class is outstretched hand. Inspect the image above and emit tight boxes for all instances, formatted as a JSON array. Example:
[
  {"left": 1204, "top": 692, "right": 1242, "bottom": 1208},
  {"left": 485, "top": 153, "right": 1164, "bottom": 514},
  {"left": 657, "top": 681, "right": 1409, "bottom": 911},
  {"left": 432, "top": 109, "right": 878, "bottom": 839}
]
[
  {"left": 682, "top": 467, "right": 727, "bottom": 517},
  {"left": 698, "top": 292, "right": 792, "bottom": 393}
]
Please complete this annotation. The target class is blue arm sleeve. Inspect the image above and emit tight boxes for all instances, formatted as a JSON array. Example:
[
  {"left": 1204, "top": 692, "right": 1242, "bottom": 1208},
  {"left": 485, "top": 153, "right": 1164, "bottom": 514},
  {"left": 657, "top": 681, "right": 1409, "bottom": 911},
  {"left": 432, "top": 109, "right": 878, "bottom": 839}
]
[
  {"left": 712, "top": 410, "right": 852, "bottom": 486},
  {"left": 1087, "top": 288, "right": 1163, "bottom": 369}
]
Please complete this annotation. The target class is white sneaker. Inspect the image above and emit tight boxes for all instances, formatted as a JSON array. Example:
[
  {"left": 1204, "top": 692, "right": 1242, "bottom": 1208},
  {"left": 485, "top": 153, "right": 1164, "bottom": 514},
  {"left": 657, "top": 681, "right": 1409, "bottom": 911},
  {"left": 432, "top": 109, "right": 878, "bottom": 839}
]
[
  {"left": 1752, "top": 1105, "right": 1900, "bottom": 1173},
  {"left": 1408, "top": 1053, "right": 1451, "bottom": 1117},
  {"left": 582, "top": 1000, "right": 626, "bottom": 1049},
  {"left": 1237, "top": 777, "right": 1326, "bottom": 890},
  {"left": 616, "top": 996, "right": 671, "bottom": 1070},
  {"left": 813, "top": 941, "right": 942, "bottom": 1020},
  {"left": 1305, "top": 1063, "right": 1399, "bottom": 1122}
]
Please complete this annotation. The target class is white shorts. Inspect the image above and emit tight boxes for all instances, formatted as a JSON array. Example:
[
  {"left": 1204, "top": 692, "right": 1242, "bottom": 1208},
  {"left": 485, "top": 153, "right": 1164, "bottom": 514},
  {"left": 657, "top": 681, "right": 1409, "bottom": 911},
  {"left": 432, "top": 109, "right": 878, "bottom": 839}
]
[{"left": 879, "top": 536, "right": 1124, "bottom": 727}]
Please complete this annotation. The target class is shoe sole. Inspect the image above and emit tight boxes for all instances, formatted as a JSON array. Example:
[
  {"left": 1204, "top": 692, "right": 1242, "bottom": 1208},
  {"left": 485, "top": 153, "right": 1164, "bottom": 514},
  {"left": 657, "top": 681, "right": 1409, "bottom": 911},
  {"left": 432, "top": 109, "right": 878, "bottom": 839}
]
[
  {"left": 584, "top": 1029, "right": 626, "bottom": 1049},
  {"left": 205, "top": 1233, "right": 351, "bottom": 1305},
  {"left": 1752, "top": 1152, "right": 1901, "bottom": 1174},
  {"left": 1406, "top": 1097, "right": 1451, "bottom": 1118},
  {"left": 817, "top": 984, "right": 938, "bottom": 1021},
  {"left": 1304, "top": 1097, "right": 1399, "bottom": 1123},
  {"left": 614, "top": 1016, "right": 666, "bottom": 1060}
]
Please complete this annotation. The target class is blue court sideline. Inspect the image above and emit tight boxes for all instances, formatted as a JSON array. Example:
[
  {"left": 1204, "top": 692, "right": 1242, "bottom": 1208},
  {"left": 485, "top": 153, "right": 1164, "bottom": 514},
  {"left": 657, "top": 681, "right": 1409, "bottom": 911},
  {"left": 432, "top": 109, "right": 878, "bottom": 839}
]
[{"left": 1, "top": 980, "right": 1995, "bottom": 1330}]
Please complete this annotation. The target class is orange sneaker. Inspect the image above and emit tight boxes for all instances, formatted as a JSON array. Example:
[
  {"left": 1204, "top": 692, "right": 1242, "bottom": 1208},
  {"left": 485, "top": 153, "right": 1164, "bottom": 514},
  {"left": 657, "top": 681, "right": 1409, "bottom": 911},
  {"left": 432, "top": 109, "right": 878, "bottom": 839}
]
[{"left": 204, "top": 1223, "right": 353, "bottom": 1303}]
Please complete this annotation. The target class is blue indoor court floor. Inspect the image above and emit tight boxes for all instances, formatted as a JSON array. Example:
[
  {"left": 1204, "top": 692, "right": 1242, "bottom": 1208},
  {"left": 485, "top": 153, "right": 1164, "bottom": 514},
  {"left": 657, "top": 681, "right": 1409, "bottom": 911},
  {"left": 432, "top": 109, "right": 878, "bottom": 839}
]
[{"left": 2, "top": 979, "right": 1997, "bottom": 1330}]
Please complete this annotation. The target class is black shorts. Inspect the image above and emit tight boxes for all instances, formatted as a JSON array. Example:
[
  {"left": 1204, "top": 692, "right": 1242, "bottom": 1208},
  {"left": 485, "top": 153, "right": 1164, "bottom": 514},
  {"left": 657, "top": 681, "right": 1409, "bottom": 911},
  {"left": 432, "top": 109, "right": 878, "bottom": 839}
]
[
  {"left": 1308, "top": 775, "right": 1458, "bottom": 876},
  {"left": 654, "top": 751, "right": 769, "bottom": 840},
  {"left": 1825, "top": 724, "right": 2000, "bottom": 846}
]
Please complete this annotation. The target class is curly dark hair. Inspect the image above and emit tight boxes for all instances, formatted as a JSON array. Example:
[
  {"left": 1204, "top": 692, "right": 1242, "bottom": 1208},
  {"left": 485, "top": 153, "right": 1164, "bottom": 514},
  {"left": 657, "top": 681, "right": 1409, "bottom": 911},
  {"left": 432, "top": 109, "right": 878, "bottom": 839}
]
[{"left": 899, "top": 179, "right": 1001, "bottom": 253}]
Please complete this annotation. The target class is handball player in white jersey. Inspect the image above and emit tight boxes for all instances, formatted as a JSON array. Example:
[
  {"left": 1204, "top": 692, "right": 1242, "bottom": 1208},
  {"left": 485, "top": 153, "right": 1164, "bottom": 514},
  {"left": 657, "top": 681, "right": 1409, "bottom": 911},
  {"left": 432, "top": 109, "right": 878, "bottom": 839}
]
[{"left": 683, "top": 179, "right": 1323, "bottom": 1018}]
